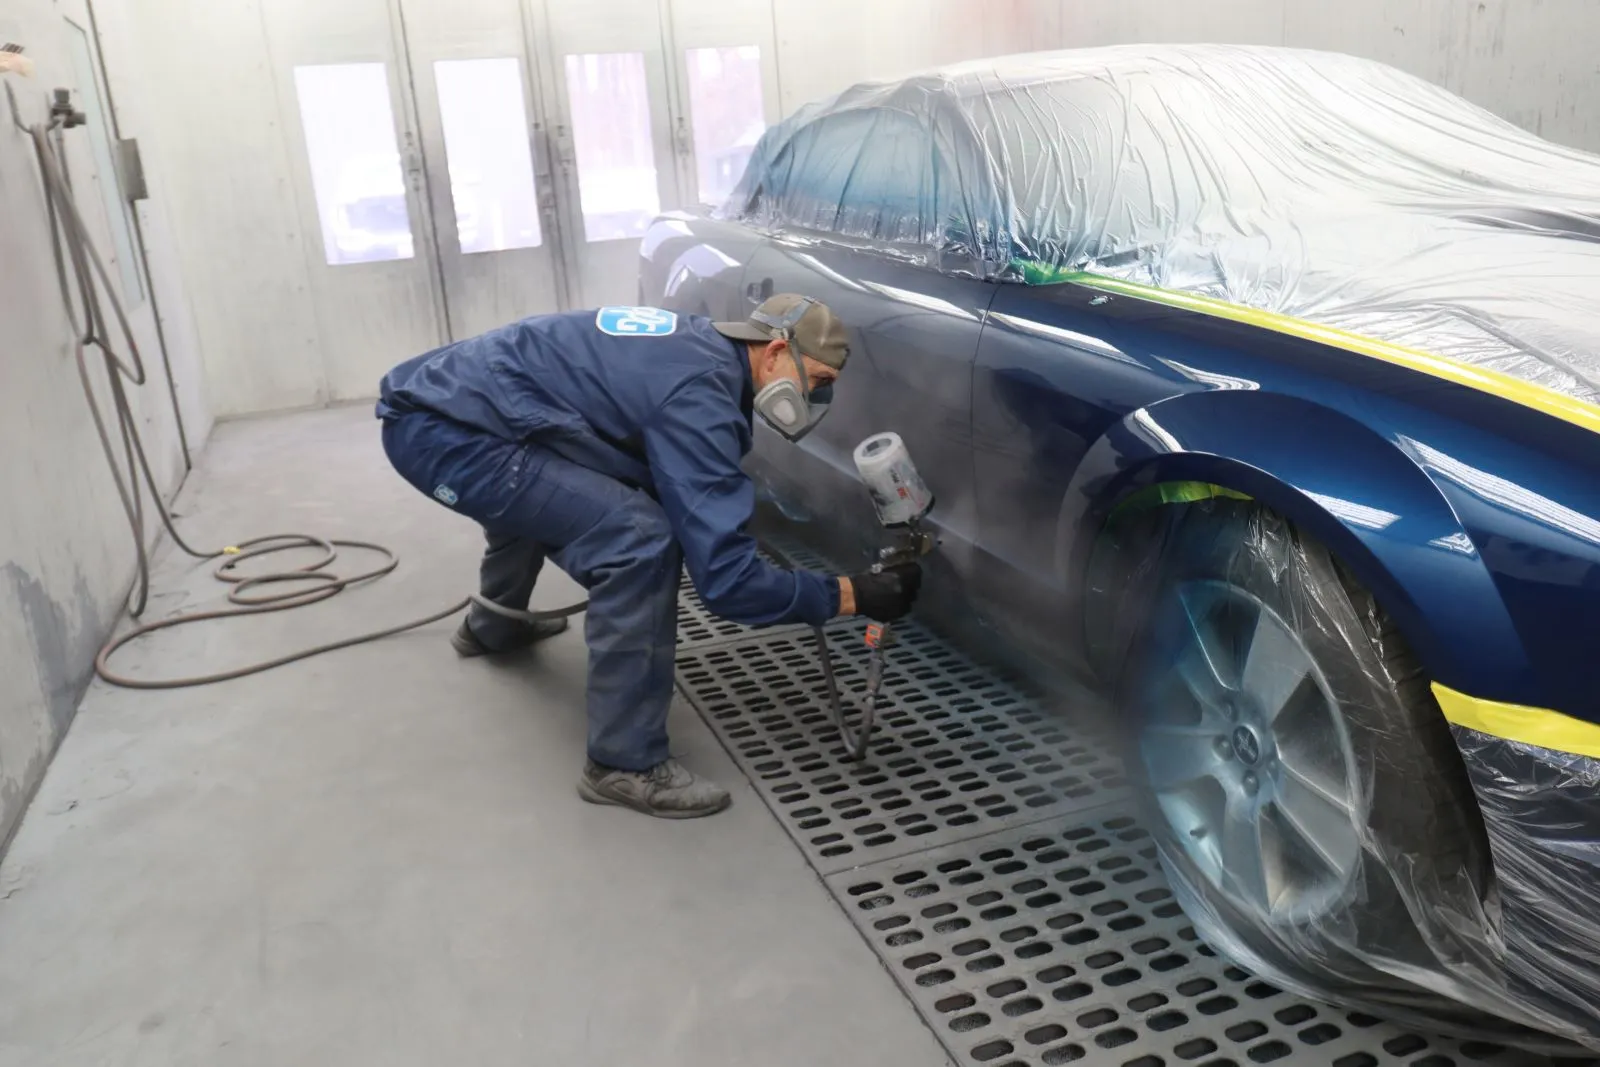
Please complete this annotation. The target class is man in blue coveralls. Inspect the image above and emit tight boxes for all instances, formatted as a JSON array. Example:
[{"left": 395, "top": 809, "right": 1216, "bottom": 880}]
[{"left": 377, "top": 295, "right": 922, "bottom": 819}]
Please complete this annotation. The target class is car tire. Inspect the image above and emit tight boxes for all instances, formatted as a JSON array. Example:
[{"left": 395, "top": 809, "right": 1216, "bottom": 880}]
[{"left": 1113, "top": 500, "right": 1496, "bottom": 1021}]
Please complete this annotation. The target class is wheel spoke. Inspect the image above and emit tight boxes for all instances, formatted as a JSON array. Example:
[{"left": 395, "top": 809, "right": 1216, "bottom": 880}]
[
  {"left": 1272, "top": 767, "right": 1358, "bottom": 881},
  {"left": 1220, "top": 795, "right": 1272, "bottom": 913},
  {"left": 1173, "top": 645, "right": 1233, "bottom": 731},
  {"left": 1178, "top": 584, "right": 1237, "bottom": 692},
  {"left": 1141, "top": 732, "right": 1221, "bottom": 791},
  {"left": 1241, "top": 612, "right": 1309, "bottom": 723}
]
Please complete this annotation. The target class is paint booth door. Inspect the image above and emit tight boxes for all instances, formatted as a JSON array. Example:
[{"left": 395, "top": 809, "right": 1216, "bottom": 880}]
[
  {"left": 395, "top": 0, "right": 566, "bottom": 339},
  {"left": 541, "top": 0, "right": 779, "bottom": 307},
  {"left": 259, "top": 0, "right": 448, "bottom": 401},
  {"left": 264, "top": 0, "right": 779, "bottom": 367}
]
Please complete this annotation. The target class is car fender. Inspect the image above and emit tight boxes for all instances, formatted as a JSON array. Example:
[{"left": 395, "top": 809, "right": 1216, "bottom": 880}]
[{"left": 1056, "top": 389, "right": 1536, "bottom": 704}]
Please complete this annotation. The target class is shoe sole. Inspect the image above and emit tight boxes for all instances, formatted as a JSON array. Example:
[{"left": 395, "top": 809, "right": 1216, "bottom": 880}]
[
  {"left": 576, "top": 777, "right": 731, "bottom": 819},
  {"left": 452, "top": 618, "right": 570, "bottom": 658}
]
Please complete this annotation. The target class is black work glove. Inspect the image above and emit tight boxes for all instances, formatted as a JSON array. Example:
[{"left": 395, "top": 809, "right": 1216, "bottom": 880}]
[{"left": 849, "top": 562, "right": 923, "bottom": 622}]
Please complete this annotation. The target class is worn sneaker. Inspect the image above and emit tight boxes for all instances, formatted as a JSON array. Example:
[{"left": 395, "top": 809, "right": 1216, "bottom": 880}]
[
  {"left": 450, "top": 616, "right": 569, "bottom": 658},
  {"left": 577, "top": 758, "right": 732, "bottom": 819}
]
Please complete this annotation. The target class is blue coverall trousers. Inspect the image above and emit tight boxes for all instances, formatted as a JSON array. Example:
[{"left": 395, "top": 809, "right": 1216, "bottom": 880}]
[{"left": 382, "top": 410, "right": 680, "bottom": 771}]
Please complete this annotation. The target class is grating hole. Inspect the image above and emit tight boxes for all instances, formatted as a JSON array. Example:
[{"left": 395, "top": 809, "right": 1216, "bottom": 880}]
[
  {"left": 1103, "top": 968, "right": 1140, "bottom": 987},
  {"left": 1273, "top": 1005, "right": 1314, "bottom": 1025},
  {"left": 1299, "top": 1024, "right": 1340, "bottom": 1046},
  {"left": 1332, "top": 1056, "right": 1377, "bottom": 1067},
  {"left": 903, "top": 953, "right": 941, "bottom": 970},
  {"left": 1148, "top": 1009, "right": 1189, "bottom": 1033},
  {"left": 1094, "top": 1027, "right": 1137, "bottom": 1049},
  {"left": 1077, "top": 1008, "right": 1118, "bottom": 1029},
  {"left": 1053, "top": 982, "right": 1093, "bottom": 1002},
  {"left": 1125, "top": 1057, "right": 1163, "bottom": 1067},
  {"left": 1225, "top": 1022, "right": 1267, "bottom": 1043},
  {"left": 1128, "top": 992, "right": 1167, "bottom": 1012},
  {"left": 1042, "top": 1046, "right": 1086, "bottom": 1065},
  {"left": 1458, "top": 1043, "right": 1506, "bottom": 1060},
  {"left": 1176, "top": 1038, "right": 1219, "bottom": 1060},
  {"left": 1410, "top": 1058, "right": 1454, "bottom": 1067},
  {"left": 1197, "top": 996, "right": 1238, "bottom": 1015},
  {"left": 1004, "top": 996, "right": 1043, "bottom": 1017},
  {"left": 1246, "top": 1041, "right": 1291, "bottom": 1063},
  {"left": 966, "top": 954, "right": 1005, "bottom": 973},
  {"left": 935, "top": 993, "right": 976, "bottom": 1013},
  {"left": 970, "top": 1038, "right": 1014, "bottom": 1062},
  {"left": 1242, "top": 982, "right": 1278, "bottom": 1000},
  {"left": 953, "top": 939, "right": 992, "bottom": 957},
  {"left": 950, "top": 1012, "right": 991, "bottom": 1033},
  {"left": 873, "top": 915, "right": 909, "bottom": 931},
  {"left": 1026, "top": 1025, "right": 1069, "bottom": 1045},
  {"left": 916, "top": 968, "right": 955, "bottom": 986},
  {"left": 1383, "top": 1035, "right": 1428, "bottom": 1057},
  {"left": 885, "top": 931, "right": 922, "bottom": 947},
  {"left": 987, "top": 979, "right": 1026, "bottom": 998},
  {"left": 1177, "top": 978, "right": 1216, "bottom": 997},
  {"left": 1037, "top": 965, "right": 1074, "bottom": 984}
]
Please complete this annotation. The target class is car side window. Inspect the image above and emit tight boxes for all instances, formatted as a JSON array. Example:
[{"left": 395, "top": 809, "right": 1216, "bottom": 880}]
[{"left": 756, "top": 110, "right": 953, "bottom": 249}]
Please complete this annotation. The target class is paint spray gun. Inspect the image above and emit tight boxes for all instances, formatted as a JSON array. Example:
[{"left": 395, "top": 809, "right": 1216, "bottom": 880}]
[{"left": 813, "top": 433, "right": 936, "bottom": 761}]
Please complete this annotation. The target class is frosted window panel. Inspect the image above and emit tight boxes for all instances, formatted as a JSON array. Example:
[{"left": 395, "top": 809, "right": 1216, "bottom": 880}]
[
  {"left": 66, "top": 20, "right": 143, "bottom": 303},
  {"left": 563, "top": 52, "right": 660, "bottom": 241},
  {"left": 685, "top": 46, "right": 765, "bottom": 208},
  {"left": 293, "top": 64, "right": 414, "bottom": 265},
  {"left": 435, "top": 58, "right": 542, "bottom": 253}
]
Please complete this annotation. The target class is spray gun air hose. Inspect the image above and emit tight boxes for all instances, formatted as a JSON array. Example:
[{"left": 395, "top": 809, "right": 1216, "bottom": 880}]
[
  {"left": 766, "top": 431, "right": 935, "bottom": 762},
  {"left": 23, "top": 93, "right": 585, "bottom": 690}
]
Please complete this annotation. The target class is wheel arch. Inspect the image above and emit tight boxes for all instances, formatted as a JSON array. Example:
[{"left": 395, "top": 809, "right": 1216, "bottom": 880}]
[{"left": 1057, "top": 390, "right": 1535, "bottom": 704}]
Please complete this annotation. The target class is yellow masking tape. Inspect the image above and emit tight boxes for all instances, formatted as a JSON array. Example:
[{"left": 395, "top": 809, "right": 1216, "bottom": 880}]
[
  {"left": 1433, "top": 683, "right": 1600, "bottom": 760},
  {"left": 1064, "top": 272, "right": 1600, "bottom": 439}
]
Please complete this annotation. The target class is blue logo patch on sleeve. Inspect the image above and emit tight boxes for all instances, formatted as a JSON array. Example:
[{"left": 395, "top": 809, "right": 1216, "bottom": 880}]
[
  {"left": 596, "top": 306, "right": 678, "bottom": 337},
  {"left": 433, "top": 484, "right": 459, "bottom": 506}
]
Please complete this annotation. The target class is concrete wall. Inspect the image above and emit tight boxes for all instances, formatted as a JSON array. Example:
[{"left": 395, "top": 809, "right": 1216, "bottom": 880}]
[
  {"left": 1055, "top": 0, "right": 1600, "bottom": 152},
  {"left": 0, "top": 0, "right": 206, "bottom": 845}
]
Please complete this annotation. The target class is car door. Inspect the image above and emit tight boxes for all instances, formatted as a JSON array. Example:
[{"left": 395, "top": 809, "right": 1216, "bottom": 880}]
[{"left": 739, "top": 239, "right": 991, "bottom": 579}]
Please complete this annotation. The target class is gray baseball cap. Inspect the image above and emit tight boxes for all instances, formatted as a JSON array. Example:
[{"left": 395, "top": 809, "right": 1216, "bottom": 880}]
[{"left": 715, "top": 294, "right": 851, "bottom": 370}]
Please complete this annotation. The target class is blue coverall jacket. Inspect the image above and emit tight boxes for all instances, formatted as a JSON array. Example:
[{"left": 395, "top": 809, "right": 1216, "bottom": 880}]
[{"left": 376, "top": 307, "right": 840, "bottom": 628}]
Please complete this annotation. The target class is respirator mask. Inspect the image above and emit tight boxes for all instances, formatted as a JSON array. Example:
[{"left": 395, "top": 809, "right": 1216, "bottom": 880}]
[{"left": 751, "top": 297, "right": 835, "bottom": 442}]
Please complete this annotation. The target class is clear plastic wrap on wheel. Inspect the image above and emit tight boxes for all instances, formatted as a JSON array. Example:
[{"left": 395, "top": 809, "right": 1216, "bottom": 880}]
[
  {"left": 722, "top": 45, "right": 1600, "bottom": 405},
  {"left": 1086, "top": 493, "right": 1600, "bottom": 1049}
]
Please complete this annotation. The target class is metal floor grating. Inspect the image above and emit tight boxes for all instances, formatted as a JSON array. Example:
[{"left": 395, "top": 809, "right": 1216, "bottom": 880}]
[
  {"left": 828, "top": 813, "right": 1555, "bottom": 1067},
  {"left": 673, "top": 551, "right": 1589, "bottom": 1067},
  {"left": 675, "top": 542, "right": 840, "bottom": 651},
  {"left": 677, "top": 621, "right": 1127, "bottom": 873}
]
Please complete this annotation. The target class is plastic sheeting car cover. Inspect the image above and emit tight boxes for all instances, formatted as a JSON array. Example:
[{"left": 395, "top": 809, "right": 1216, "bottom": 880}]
[
  {"left": 724, "top": 45, "right": 1600, "bottom": 404},
  {"left": 1087, "top": 494, "right": 1600, "bottom": 1050}
]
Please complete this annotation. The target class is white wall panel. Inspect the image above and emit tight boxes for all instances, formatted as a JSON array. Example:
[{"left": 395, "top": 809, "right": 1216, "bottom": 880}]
[
  {"left": 1285, "top": 0, "right": 1599, "bottom": 150},
  {"left": 1052, "top": 0, "right": 1600, "bottom": 152},
  {"left": 113, "top": 0, "right": 326, "bottom": 416}
]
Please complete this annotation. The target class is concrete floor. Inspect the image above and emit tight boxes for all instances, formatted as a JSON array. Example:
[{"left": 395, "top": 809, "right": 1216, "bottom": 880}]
[{"left": 0, "top": 406, "right": 951, "bottom": 1067}]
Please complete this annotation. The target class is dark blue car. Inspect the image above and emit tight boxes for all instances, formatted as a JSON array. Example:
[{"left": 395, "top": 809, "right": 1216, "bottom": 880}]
[{"left": 639, "top": 45, "right": 1600, "bottom": 1047}]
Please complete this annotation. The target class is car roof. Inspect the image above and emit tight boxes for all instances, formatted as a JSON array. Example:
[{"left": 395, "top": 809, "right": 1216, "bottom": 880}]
[{"left": 727, "top": 45, "right": 1600, "bottom": 407}]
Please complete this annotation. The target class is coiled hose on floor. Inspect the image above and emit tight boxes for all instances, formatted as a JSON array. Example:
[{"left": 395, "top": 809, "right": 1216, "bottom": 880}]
[{"left": 18, "top": 89, "right": 584, "bottom": 690}]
